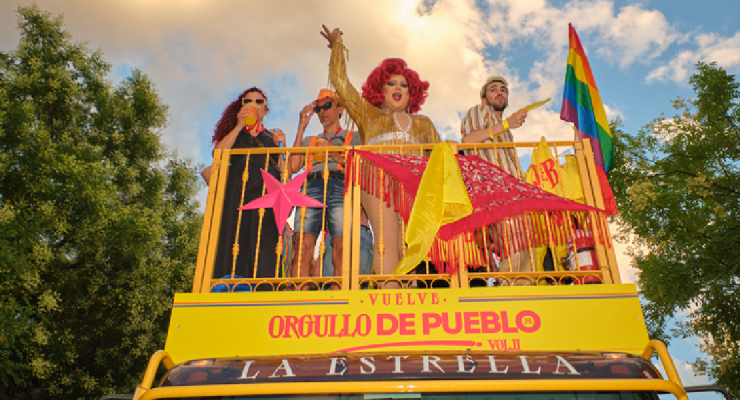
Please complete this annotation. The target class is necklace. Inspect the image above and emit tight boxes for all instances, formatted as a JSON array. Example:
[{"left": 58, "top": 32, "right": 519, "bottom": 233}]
[
  {"left": 323, "top": 126, "right": 342, "bottom": 143},
  {"left": 392, "top": 111, "right": 412, "bottom": 133}
]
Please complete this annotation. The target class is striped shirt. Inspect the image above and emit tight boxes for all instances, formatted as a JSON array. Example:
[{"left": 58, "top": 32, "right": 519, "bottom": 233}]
[{"left": 460, "top": 104, "right": 520, "bottom": 178}]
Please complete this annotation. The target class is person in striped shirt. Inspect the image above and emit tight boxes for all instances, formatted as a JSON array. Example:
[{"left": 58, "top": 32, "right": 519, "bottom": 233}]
[
  {"left": 460, "top": 76, "right": 527, "bottom": 178},
  {"left": 460, "top": 76, "right": 533, "bottom": 285}
]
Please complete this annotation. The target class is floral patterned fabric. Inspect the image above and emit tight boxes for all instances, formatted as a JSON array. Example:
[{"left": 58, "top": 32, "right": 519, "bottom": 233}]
[{"left": 345, "top": 150, "right": 606, "bottom": 272}]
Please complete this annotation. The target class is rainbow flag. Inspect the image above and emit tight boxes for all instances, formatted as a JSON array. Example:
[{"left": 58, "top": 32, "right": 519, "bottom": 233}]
[{"left": 560, "top": 23, "right": 613, "bottom": 172}]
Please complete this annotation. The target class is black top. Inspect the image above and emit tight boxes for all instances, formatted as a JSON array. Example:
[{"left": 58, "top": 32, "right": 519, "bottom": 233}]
[{"left": 212, "top": 129, "right": 282, "bottom": 286}]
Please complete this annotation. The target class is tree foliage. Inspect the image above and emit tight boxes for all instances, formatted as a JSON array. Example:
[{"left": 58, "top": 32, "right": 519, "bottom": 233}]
[
  {"left": 0, "top": 6, "right": 202, "bottom": 399},
  {"left": 610, "top": 62, "right": 739, "bottom": 396}
]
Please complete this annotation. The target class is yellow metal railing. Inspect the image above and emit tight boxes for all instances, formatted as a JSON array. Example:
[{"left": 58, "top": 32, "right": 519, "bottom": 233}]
[
  {"left": 193, "top": 140, "right": 620, "bottom": 293},
  {"left": 135, "top": 340, "right": 689, "bottom": 400}
]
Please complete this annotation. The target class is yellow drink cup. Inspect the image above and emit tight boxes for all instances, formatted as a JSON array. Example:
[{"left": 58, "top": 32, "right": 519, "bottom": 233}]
[
  {"left": 313, "top": 138, "right": 327, "bottom": 162},
  {"left": 243, "top": 103, "right": 259, "bottom": 127}
]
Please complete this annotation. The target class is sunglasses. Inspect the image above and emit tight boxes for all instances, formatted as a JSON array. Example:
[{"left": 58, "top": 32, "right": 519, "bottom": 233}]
[
  {"left": 313, "top": 101, "right": 334, "bottom": 113},
  {"left": 242, "top": 98, "right": 266, "bottom": 105}
]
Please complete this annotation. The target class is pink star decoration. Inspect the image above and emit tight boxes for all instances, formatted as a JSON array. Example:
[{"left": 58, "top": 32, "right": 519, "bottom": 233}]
[{"left": 237, "top": 169, "right": 326, "bottom": 234}]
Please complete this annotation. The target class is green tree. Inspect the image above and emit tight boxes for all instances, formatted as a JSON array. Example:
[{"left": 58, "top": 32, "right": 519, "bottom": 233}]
[
  {"left": 610, "top": 62, "right": 739, "bottom": 396},
  {"left": 0, "top": 6, "right": 202, "bottom": 399}
]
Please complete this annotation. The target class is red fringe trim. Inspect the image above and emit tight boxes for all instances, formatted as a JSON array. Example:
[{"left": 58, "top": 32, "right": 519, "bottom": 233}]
[{"left": 344, "top": 151, "right": 610, "bottom": 275}]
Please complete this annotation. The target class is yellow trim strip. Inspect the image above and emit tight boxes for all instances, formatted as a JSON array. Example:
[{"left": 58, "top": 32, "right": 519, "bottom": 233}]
[
  {"left": 139, "top": 378, "right": 687, "bottom": 400},
  {"left": 140, "top": 350, "right": 174, "bottom": 391},
  {"left": 642, "top": 340, "right": 686, "bottom": 394}
]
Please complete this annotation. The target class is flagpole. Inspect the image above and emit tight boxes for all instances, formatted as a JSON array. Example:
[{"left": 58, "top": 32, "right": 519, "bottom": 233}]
[{"left": 572, "top": 125, "right": 578, "bottom": 142}]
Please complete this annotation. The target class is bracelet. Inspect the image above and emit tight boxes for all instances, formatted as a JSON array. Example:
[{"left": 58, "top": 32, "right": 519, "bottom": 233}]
[
  {"left": 340, "top": 42, "right": 349, "bottom": 61},
  {"left": 488, "top": 126, "right": 494, "bottom": 141},
  {"left": 502, "top": 119, "right": 510, "bottom": 132}
]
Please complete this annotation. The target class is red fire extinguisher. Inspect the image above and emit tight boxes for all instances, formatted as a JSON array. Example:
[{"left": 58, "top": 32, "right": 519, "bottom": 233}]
[{"left": 567, "top": 231, "right": 601, "bottom": 284}]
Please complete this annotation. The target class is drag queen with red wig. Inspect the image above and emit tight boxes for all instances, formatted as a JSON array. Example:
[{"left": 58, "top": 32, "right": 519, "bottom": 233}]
[{"left": 321, "top": 26, "right": 441, "bottom": 282}]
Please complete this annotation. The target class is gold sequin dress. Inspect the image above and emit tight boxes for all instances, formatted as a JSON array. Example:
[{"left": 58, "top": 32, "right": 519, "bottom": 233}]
[{"left": 329, "top": 42, "right": 441, "bottom": 146}]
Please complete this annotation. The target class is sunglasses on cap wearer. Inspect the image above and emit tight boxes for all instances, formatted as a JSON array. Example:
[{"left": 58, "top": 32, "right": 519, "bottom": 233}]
[
  {"left": 313, "top": 100, "right": 334, "bottom": 113},
  {"left": 242, "top": 98, "right": 266, "bottom": 105}
]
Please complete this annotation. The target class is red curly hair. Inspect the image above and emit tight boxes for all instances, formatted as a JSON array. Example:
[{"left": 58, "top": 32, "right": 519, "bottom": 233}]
[
  {"left": 212, "top": 87, "right": 269, "bottom": 144},
  {"left": 361, "top": 58, "right": 429, "bottom": 114}
]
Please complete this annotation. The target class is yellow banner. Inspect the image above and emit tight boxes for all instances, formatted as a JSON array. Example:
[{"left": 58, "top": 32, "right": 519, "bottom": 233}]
[{"left": 165, "top": 284, "right": 648, "bottom": 363}]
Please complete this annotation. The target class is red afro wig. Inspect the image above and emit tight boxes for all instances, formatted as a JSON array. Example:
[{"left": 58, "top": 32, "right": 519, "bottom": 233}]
[
  {"left": 361, "top": 58, "right": 429, "bottom": 114},
  {"left": 212, "top": 87, "right": 269, "bottom": 144}
]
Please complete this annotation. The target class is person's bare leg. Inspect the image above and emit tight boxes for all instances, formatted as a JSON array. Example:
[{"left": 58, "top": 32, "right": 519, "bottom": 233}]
[
  {"left": 381, "top": 204, "right": 402, "bottom": 289},
  {"left": 360, "top": 189, "right": 401, "bottom": 289},
  {"left": 292, "top": 233, "right": 317, "bottom": 290},
  {"left": 331, "top": 236, "right": 343, "bottom": 290}
]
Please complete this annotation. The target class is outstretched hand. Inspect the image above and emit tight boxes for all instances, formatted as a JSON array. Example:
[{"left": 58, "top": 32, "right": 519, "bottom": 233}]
[
  {"left": 508, "top": 109, "right": 527, "bottom": 130},
  {"left": 320, "top": 25, "right": 343, "bottom": 48}
]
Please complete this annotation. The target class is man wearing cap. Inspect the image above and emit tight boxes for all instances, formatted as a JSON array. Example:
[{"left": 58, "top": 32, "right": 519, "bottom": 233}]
[
  {"left": 288, "top": 89, "right": 363, "bottom": 285},
  {"left": 460, "top": 76, "right": 528, "bottom": 177}
]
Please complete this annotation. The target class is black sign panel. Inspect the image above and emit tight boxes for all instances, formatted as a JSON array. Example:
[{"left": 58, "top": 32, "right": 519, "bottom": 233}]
[{"left": 160, "top": 351, "right": 661, "bottom": 387}]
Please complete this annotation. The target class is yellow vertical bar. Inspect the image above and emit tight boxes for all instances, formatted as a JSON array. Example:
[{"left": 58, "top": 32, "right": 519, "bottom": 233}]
[
  {"left": 317, "top": 164, "right": 330, "bottom": 281},
  {"left": 580, "top": 140, "right": 614, "bottom": 284},
  {"left": 192, "top": 154, "right": 222, "bottom": 293},
  {"left": 252, "top": 152, "right": 271, "bottom": 279},
  {"left": 563, "top": 211, "right": 581, "bottom": 283},
  {"left": 542, "top": 211, "right": 558, "bottom": 271},
  {"left": 295, "top": 148, "right": 310, "bottom": 280},
  {"left": 521, "top": 214, "right": 538, "bottom": 276},
  {"left": 510, "top": 142, "right": 524, "bottom": 180},
  {"left": 456, "top": 236, "right": 468, "bottom": 288},
  {"left": 501, "top": 219, "right": 511, "bottom": 286},
  {"left": 551, "top": 143, "right": 567, "bottom": 198},
  {"left": 377, "top": 168, "right": 385, "bottom": 278},
  {"left": 600, "top": 220, "right": 621, "bottom": 284},
  {"left": 275, "top": 164, "right": 292, "bottom": 278},
  {"left": 231, "top": 153, "right": 253, "bottom": 280},
  {"left": 341, "top": 172, "right": 353, "bottom": 290},
  {"left": 448, "top": 243, "right": 459, "bottom": 289},
  {"left": 349, "top": 153, "right": 362, "bottom": 290},
  {"left": 481, "top": 227, "right": 491, "bottom": 273},
  {"left": 198, "top": 149, "right": 232, "bottom": 293},
  {"left": 574, "top": 142, "right": 596, "bottom": 205}
]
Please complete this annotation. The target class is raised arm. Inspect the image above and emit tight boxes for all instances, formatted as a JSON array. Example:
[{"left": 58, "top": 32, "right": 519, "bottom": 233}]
[
  {"left": 461, "top": 106, "right": 528, "bottom": 144},
  {"left": 322, "top": 25, "right": 373, "bottom": 143},
  {"left": 288, "top": 104, "right": 315, "bottom": 174}
]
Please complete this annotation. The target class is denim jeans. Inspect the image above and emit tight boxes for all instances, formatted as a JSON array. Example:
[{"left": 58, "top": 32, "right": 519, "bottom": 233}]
[
  {"left": 322, "top": 226, "right": 373, "bottom": 277},
  {"left": 293, "top": 176, "right": 345, "bottom": 238}
]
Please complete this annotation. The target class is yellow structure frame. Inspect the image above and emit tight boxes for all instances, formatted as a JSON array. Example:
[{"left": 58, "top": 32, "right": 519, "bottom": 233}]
[
  {"left": 192, "top": 140, "right": 621, "bottom": 293},
  {"left": 134, "top": 141, "right": 685, "bottom": 400}
]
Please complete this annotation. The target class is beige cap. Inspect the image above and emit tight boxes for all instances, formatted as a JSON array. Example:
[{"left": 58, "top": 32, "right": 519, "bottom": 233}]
[{"left": 480, "top": 76, "right": 508, "bottom": 98}]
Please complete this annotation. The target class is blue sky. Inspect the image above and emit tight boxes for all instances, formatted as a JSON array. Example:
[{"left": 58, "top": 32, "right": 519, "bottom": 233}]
[{"left": 1, "top": 0, "right": 738, "bottom": 391}]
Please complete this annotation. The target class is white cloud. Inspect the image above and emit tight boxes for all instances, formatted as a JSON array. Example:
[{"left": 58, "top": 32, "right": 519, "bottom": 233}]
[
  {"left": 1, "top": 0, "right": 678, "bottom": 149},
  {"left": 647, "top": 31, "right": 740, "bottom": 83},
  {"left": 477, "top": 0, "right": 678, "bottom": 67},
  {"left": 603, "top": 103, "right": 624, "bottom": 122},
  {"left": 0, "top": 0, "right": 684, "bottom": 201},
  {"left": 609, "top": 222, "right": 640, "bottom": 284},
  {"left": 598, "top": 4, "right": 679, "bottom": 68},
  {"left": 653, "top": 353, "right": 710, "bottom": 387}
]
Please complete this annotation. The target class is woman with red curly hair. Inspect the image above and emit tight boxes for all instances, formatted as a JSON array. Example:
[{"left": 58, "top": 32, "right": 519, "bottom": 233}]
[
  {"left": 321, "top": 26, "right": 441, "bottom": 284},
  {"left": 206, "top": 88, "right": 287, "bottom": 288}
]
